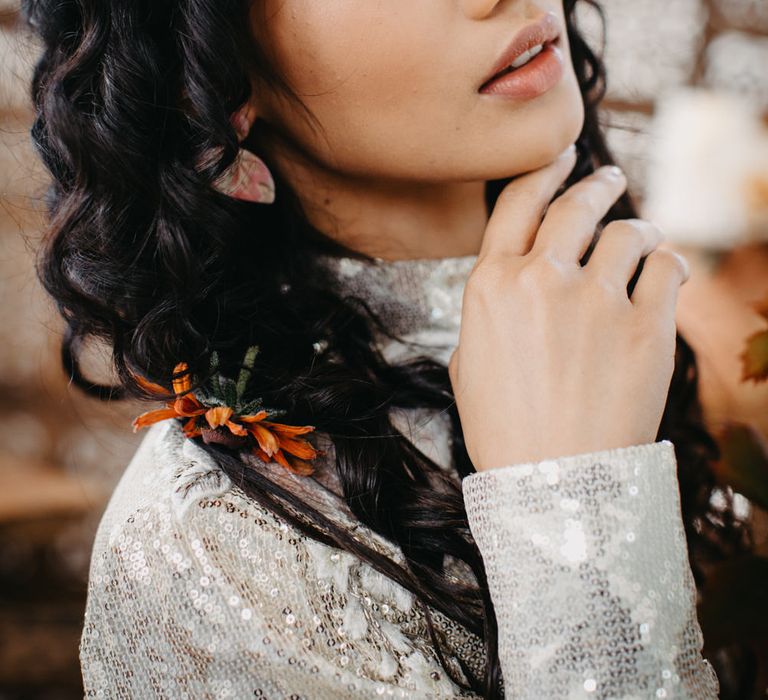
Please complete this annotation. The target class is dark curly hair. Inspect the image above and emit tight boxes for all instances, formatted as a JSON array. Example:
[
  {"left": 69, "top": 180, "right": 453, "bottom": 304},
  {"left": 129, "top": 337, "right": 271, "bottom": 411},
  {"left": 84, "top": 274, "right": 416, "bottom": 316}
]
[{"left": 20, "top": 0, "right": 753, "bottom": 696}]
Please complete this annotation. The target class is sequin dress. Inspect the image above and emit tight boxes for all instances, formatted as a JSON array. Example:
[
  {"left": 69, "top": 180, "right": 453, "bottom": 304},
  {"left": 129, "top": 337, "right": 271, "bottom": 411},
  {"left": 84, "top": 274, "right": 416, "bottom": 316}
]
[{"left": 79, "top": 251, "right": 720, "bottom": 699}]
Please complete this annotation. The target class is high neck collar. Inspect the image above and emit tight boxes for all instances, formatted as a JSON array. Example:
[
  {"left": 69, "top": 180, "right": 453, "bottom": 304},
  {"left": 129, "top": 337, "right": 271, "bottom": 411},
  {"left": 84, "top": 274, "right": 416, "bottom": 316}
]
[{"left": 313, "top": 251, "right": 478, "bottom": 365}]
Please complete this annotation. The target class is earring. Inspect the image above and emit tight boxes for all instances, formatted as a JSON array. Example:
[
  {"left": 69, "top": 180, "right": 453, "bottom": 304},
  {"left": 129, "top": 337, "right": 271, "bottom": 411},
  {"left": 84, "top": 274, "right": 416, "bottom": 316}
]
[{"left": 211, "top": 103, "right": 276, "bottom": 204}]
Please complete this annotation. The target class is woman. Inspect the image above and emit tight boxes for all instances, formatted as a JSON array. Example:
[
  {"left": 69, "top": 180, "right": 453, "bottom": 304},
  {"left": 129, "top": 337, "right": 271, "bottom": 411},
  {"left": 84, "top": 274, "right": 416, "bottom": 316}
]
[{"left": 22, "top": 0, "right": 745, "bottom": 697}]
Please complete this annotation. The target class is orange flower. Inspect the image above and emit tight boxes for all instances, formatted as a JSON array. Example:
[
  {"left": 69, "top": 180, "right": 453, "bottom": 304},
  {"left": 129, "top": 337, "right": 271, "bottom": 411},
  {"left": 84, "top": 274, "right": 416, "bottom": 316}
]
[
  {"left": 131, "top": 362, "right": 208, "bottom": 437},
  {"left": 130, "top": 361, "right": 320, "bottom": 476},
  {"left": 239, "top": 412, "right": 318, "bottom": 476}
]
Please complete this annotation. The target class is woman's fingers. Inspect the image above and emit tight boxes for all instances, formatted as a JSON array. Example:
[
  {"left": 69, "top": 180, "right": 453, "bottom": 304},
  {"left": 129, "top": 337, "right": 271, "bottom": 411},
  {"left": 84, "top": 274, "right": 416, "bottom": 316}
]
[
  {"left": 530, "top": 164, "right": 628, "bottom": 264},
  {"left": 630, "top": 248, "right": 690, "bottom": 320},
  {"left": 478, "top": 144, "right": 578, "bottom": 261},
  {"left": 457, "top": 154, "right": 694, "bottom": 470},
  {"left": 585, "top": 219, "right": 666, "bottom": 288}
]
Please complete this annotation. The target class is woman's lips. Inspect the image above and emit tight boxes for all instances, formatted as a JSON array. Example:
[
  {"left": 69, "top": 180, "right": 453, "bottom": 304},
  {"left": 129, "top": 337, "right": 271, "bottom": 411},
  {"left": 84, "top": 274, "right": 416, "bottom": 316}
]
[{"left": 478, "top": 39, "right": 564, "bottom": 100}]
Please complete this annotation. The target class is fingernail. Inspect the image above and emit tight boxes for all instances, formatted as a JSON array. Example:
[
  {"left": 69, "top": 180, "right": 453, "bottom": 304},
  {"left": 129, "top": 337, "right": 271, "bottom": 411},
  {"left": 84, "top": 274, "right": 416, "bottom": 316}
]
[
  {"left": 561, "top": 144, "right": 577, "bottom": 159},
  {"left": 604, "top": 165, "right": 624, "bottom": 179}
]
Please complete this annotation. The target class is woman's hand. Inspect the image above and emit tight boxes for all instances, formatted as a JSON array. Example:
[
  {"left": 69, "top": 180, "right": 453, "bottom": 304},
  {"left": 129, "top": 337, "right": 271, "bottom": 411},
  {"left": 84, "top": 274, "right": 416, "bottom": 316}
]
[{"left": 449, "top": 145, "right": 690, "bottom": 472}]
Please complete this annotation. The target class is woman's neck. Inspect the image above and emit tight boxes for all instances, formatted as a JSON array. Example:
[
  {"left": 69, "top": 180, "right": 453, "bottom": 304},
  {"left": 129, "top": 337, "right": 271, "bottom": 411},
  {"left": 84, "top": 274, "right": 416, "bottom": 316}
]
[{"left": 268, "top": 140, "right": 490, "bottom": 261}]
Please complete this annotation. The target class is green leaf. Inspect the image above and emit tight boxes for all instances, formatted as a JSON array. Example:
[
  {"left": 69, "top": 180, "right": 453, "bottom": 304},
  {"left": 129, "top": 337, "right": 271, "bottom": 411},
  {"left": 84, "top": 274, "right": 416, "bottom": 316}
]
[
  {"left": 713, "top": 423, "right": 768, "bottom": 511},
  {"left": 220, "top": 376, "right": 238, "bottom": 408},
  {"left": 239, "top": 397, "right": 265, "bottom": 416},
  {"left": 698, "top": 555, "right": 768, "bottom": 651},
  {"left": 236, "top": 344, "right": 260, "bottom": 400},
  {"left": 191, "top": 388, "right": 211, "bottom": 403},
  {"left": 204, "top": 395, "right": 228, "bottom": 408},
  {"left": 209, "top": 372, "right": 224, "bottom": 404}
]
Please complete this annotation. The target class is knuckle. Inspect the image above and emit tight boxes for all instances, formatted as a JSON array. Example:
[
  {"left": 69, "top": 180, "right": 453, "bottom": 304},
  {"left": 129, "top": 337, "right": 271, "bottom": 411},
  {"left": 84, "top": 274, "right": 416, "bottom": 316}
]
[
  {"left": 602, "top": 219, "right": 646, "bottom": 245},
  {"left": 598, "top": 220, "right": 672, "bottom": 270},
  {"left": 497, "top": 180, "right": 542, "bottom": 208},
  {"left": 461, "top": 275, "right": 484, "bottom": 306},
  {"left": 590, "top": 274, "right": 621, "bottom": 298},
  {"left": 498, "top": 183, "right": 522, "bottom": 202},
  {"left": 648, "top": 248, "right": 688, "bottom": 277},
  {"left": 496, "top": 185, "right": 519, "bottom": 207},
  {"left": 464, "top": 257, "right": 506, "bottom": 298},
  {"left": 646, "top": 247, "right": 675, "bottom": 264},
  {"left": 556, "top": 188, "right": 598, "bottom": 214},
  {"left": 588, "top": 275, "right": 630, "bottom": 310},
  {"left": 520, "top": 253, "right": 565, "bottom": 289}
]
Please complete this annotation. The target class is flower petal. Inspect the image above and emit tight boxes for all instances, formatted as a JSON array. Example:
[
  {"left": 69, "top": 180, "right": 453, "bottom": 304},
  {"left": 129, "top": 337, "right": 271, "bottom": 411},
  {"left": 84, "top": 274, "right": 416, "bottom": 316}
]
[
  {"left": 182, "top": 416, "right": 202, "bottom": 438},
  {"left": 175, "top": 395, "right": 207, "bottom": 417},
  {"left": 271, "top": 450, "right": 315, "bottom": 477},
  {"left": 261, "top": 421, "right": 315, "bottom": 436},
  {"left": 272, "top": 449, "right": 292, "bottom": 470},
  {"left": 226, "top": 420, "right": 249, "bottom": 437},
  {"left": 249, "top": 445, "right": 315, "bottom": 477},
  {"left": 239, "top": 410, "right": 268, "bottom": 423},
  {"left": 206, "top": 406, "right": 234, "bottom": 429},
  {"left": 131, "top": 371, "right": 172, "bottom": 397},
  {"left": 172, "top": 362, "right": 192, "bottom": 394},
  {"left": 251, "top": 446, "right": 272, "bottom": 462},
  {"left": 284, "top": 454, "right": 315, "bottom": 477},
  {"left": 248, "top": 422, "right": 280, "bottom": 455},
  {"left": 132, "top": 407, "right": 179, "bottom": 432},
  {"left": 277, "top": 435, "right": 318, "bottom": 460}
]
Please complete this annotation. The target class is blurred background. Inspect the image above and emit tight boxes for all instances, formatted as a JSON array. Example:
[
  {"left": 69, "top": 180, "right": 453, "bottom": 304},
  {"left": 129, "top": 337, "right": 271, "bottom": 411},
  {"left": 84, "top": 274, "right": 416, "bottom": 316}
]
[{"left": 0, "top": 0, "right": 767, "bottom": 698}]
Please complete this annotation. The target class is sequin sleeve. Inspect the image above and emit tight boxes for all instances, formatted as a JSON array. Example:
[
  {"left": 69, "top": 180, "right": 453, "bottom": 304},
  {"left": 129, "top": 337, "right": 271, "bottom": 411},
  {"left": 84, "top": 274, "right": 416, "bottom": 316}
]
[
  {"left": 78, "top": 423, "right": 478, "bottom": 698},
  {"left": 461, "top": 439, "right": 720, "bottom": 700}
]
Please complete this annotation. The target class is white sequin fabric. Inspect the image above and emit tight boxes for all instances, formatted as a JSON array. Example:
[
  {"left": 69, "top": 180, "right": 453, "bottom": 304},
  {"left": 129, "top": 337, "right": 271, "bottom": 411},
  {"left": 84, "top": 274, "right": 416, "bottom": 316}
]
[{"left": 79, "top": 251, "right": 719, "bottom": 699}]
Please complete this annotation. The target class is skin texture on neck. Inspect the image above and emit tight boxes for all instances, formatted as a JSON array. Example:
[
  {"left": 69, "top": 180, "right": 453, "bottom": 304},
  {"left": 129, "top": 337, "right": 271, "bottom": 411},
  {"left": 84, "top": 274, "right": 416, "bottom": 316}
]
[
  {"left": 249, "top": 0, "right": 584, "bottom": 261},
  {"left": 266, "top": 137, "right": 490, "bottom": 260}
]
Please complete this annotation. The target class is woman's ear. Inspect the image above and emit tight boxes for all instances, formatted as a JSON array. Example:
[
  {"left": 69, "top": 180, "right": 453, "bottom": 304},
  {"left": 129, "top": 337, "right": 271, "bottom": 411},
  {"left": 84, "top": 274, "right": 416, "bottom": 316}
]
[{"left": 230, "top": 100, "right": 260, "bottom": 141}]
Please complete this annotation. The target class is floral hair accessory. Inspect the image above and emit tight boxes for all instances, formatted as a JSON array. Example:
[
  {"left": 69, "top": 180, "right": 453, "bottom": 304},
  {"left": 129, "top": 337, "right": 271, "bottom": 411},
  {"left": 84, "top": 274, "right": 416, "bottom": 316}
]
[{"left": 130, "top": 345, "right": 320, "bottom": 476}]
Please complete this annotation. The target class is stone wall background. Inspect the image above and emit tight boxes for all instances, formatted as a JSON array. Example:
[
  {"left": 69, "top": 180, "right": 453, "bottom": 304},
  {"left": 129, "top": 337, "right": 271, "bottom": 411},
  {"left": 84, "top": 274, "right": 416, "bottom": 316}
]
[{"left": 0, "top": 1, "right": 766, "bottom": 697}]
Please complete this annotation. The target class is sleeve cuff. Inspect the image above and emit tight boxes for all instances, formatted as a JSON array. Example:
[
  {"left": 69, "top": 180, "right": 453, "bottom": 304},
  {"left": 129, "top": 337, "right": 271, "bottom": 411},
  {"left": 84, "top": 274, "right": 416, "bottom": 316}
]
[{"left": 461, "top": 439, "right": 719, "bottom": 698}]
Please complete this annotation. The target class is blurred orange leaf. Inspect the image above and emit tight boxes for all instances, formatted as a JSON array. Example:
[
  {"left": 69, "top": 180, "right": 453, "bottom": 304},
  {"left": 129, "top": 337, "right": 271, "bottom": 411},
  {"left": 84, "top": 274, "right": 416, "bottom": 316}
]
[
  {"left": 741, "top": 328, "right": 768, "bottom": 382},
  {"left": 739, "top": 292, "right": 768, "bottom": 382},
  {"left": 712, "top": 423, "right": 768, "bottom": 511}
]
